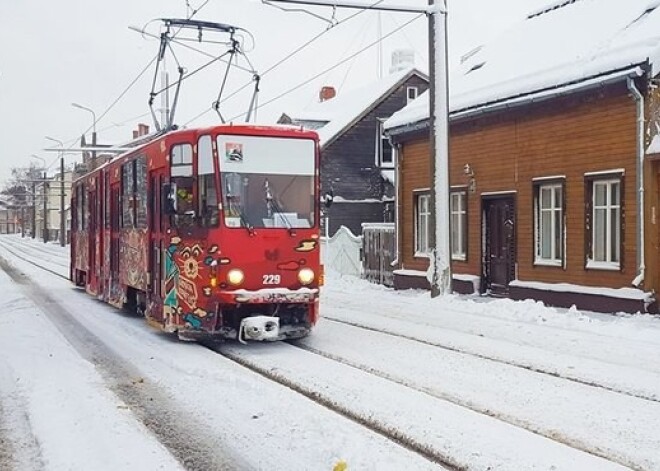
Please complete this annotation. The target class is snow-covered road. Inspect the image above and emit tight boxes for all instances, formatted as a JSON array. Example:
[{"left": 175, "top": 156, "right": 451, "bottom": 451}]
[{"left": 1, "top": 234, "right": 659, "bottom": 470}]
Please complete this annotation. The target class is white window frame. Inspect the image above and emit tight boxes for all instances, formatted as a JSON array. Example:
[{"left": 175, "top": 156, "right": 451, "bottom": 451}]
[
  {"left": 534, "top": 182, "right": 564, "bottom": 267},
  {"left": 450, "top": 190, "right": 467, "bottom": 261},
  {"left": 406, "top": 86, "right": 418, "bottom": 104},
  {"left": 376, "top": 119, "right": 394, "bottom": 168},
  {"left": 414, "top": 192, "right": 431, "bottom": 257},
  {"left": 587, "top": 178, "right": 621, "bottom": 270}
]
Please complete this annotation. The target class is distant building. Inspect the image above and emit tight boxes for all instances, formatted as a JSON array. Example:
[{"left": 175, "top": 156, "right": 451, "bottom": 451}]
[{"left": 279, "top": 64, "right": 428, "bottom": 236}]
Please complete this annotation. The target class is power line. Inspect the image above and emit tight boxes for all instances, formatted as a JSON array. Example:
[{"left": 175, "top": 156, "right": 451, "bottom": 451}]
[
  {"left": 228, "top": 13, "right": 424, "bottom": 121},
  {"left": 184, "top": 0, "right": 389, "bottom": 126}
]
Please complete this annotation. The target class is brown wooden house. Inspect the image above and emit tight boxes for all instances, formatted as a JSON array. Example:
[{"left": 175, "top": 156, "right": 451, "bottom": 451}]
[
  {"left": 279, "top": 66, "right": 428, "bottom": 236},
  {"left": 385, "top": 0, "right": 660, "bottom": 314}
]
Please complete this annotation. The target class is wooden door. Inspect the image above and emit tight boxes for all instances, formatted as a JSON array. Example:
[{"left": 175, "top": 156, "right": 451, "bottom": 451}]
[{"left": 483, "top": 196, "right": 516, "bottom": 295}]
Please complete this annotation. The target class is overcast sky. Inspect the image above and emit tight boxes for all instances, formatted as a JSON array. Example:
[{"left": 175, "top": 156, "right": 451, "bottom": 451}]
[{"left": 0, "top": 0, "right": 550, "bottom": 185}]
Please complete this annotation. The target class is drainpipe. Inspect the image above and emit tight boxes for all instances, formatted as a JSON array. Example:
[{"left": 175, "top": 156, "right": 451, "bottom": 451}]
[
  {"left": 627, "top": 76, "right": 645, "bottom": 287},
  {"left": 390, "top": 140, "right": 400, "bottom": 269}
]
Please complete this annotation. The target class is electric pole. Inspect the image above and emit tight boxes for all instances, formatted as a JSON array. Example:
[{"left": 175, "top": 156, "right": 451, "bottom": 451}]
[{"left": 267, "top": 0, "right": 452, "bottom": 296}]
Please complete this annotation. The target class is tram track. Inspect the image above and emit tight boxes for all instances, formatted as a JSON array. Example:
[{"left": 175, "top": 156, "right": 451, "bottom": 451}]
[
  {"left": 205, "top": 340, "right": 461, "bottom": 471},
  {"left": 0, "top": 252, "right": 239, "bottom": 471},
  {"left": 324, "top": 295, "right": 660, "bottom": 374},
  {"left": 322, "top": 313, "right": 660, "bottom": 404},
  {"left": 6, "top": 234, "right": 656, "bottom": 405},
  {"left": 211, "top": 340, "right": 636, "bottom": 471},
  {"left": 0, "top": 236, "right": 651, "bottom": 470},
  {"left": 3, "top": 236, "right": 655, "bottom": 403},
  {"left": 284, "top": 339, "right": 648, "bottom": 471},
  {"left": 0, "top": 238, "right": 69, "bottom": 278}
]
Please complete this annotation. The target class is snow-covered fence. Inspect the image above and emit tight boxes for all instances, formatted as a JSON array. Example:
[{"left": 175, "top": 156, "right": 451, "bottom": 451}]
[
  {"left": 362, "top": 223, "right": 395, "bottom": 287},
  {"left": 321, "top": 225, "right": 362, "bottom": 278}
]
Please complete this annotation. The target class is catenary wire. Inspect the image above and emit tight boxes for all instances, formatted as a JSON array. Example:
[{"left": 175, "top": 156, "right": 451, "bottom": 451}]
[
  {"left": 227, "top": 13, "right": 424, "bottom": 122},
  {"left": 183, "top": 0, "right": 391, "bottom": 126}
]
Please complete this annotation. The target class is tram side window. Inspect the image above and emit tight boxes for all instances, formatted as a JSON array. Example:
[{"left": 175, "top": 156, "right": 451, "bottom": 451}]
[
  {"left": 121, "top": 157, "right": 148, "bottom": 229},
  {"left": 121, "top": 162, "right": 135, "bottom": 228},
  {"left": 171, "top": 143, "right": 195, "bottom": 227},
  {"left": 197, "top": 135, "right": 218, "bottom": 227},
  {"left": 77, "top": 184, "right": 86, "bottom": 231},
  {"left": 135, "top": 156, "right": 148, "bottom": 228},
  {"left": 104, "top": 173, "right": 110, "bottom": 229}
]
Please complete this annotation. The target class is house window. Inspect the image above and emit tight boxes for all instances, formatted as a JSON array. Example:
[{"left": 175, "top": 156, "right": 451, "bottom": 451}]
[
  {"left": 534, "top": 182, "right": 564, "bottom": 266},
  {"left": 587, "top": 177, "right": 621, "bottom": 269},
  {"left": 450, "top": 190, "right": 467, "bottom": 260},
  {"left": 414, "top": 192, "right": 431, "bottom": 256},
  {"left": 377, "top": 120, "right": 394, "bottom": 168},
  {"left": 407, "top": 86, "right": 418, "bottom": 104}
]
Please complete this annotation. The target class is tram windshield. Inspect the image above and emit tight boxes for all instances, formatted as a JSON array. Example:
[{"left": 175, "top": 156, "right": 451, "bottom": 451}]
[{"left": 217, "top": 135, "right": 316, "bottom": 229}]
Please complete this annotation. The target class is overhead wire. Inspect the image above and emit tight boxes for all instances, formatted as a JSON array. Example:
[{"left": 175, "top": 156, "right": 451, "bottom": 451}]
[
  {"left": 184, "top": 0, "right": 389, "bottom": 126},
  {"left": 226, "top": 12, "right": 424, "bottom": 122},
  {"left": 68, "top": 0, "right": 212, "bottom": 142}
]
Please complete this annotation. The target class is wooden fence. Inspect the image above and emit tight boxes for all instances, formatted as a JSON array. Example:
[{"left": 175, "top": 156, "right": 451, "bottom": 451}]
[{"left": 362, "top": 223, "right": 395, "bottom": 287}]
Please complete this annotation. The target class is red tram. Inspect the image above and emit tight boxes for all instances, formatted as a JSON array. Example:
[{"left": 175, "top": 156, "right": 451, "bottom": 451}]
[{"left": 70, "top": 124, "right": 324, "bottom": 342}]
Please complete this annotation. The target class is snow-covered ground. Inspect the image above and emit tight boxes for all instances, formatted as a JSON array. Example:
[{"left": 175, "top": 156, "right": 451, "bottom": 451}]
[{"left": 1, "top": 234, "right": 659, "bottom": 470}]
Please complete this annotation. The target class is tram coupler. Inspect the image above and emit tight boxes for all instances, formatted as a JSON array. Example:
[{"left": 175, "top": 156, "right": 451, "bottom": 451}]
[{"left": 238, "top": 316, "right": 280, "bottom": 344}]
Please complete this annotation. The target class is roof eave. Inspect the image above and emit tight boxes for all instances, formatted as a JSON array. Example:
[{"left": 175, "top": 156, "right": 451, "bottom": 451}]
[
  {"left": 386, "top": 64, "right": 649, "bottom": 135},
  {"left": 321, "top": 69, "right": 429, "bottom": 148}
]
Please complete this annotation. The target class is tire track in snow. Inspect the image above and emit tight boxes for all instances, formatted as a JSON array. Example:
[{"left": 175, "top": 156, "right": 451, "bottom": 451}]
[
  {"left": 0, "top": 254, "right": 245, "bottom": 471},
  {"left": 0, "top": 400, "right": 15, "bottom": 471}
]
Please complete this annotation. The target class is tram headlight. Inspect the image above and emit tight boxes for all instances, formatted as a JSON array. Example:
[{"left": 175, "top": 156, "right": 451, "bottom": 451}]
[
  {"left": 227, "top": 269, "right": 245, "bottom": 286},
  {"left": 297, "top": 268, "right": 315, "bottom": 286}
]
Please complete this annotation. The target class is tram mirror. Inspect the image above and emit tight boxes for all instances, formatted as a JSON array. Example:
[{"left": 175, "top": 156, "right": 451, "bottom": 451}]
[
  {"left": 163, "top": 183, "right": 177, "bottom": 215},
  {"left": 324, "top": 190, "right": 334, "bottom": 209}
]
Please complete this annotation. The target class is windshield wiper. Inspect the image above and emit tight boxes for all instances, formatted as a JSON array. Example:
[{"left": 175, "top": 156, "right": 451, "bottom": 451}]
[
  {"left": 265, "top": 179, "right": 294, "bottom": 234},
  {"left": 226, "top": 182, "right": 254, "bottom": 234}
]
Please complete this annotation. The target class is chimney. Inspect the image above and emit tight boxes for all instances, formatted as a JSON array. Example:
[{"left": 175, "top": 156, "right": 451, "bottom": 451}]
[
  {"left": 389, "top": 49, "right": 415, "bottom": 74},
  {"left": 133, "top": 130, "right": 139, "bottom": 139},
  {"left": 319, "top": 86, "right": 336, "bottom": 102},
  {"left": 138, "top": 123, "right": 150, "bottom": 136}
]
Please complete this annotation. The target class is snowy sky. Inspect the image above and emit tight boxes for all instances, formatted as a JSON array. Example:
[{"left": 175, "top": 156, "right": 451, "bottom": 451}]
[{"left": 0, "top": 0, "right": 549, "bottom": 185}]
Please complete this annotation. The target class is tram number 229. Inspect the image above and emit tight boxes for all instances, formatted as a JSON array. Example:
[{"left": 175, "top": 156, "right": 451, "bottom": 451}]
[{"left": 262, "top": 274, "right": 281, "bottom": 285}]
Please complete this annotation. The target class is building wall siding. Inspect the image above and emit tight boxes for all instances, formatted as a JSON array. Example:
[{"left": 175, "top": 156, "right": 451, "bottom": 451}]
[
  {"left": 322, "top": 74, "right": 429, "bottom": 234},
  {"left": 399, "top": 83, "right": 643, "bottom": 291}
]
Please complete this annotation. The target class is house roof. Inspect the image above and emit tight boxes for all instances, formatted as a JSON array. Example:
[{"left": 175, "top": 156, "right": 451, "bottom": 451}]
[
  {"left": 285, "top": 67, "right": 428, "bottom": 147},
  {"left": 385, "top": 0, "right": 660, "bottom": 131}
]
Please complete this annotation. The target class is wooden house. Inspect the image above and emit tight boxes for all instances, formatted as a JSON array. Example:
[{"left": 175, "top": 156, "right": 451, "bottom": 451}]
[
  {"left": 385, "top": 0, "right": 660, "bottom": 314},
  {"left": 279, "top": 67, "right": 428, "bottom": 236}
]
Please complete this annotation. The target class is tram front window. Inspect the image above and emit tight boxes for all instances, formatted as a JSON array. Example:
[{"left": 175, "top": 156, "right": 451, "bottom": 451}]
[
  {"left": 221, "top": 172, "right": 314, "bottom": 229},
  {"left": 217, "top": 134, "right": 316, "bottom": 230}
]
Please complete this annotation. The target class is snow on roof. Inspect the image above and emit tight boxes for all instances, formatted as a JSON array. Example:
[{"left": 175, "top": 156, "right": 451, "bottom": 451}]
[
  {"left": 386, "top": 0, "right": 660, "bottom": 130},
  {"left": 288, "top": 67, "right": 427, "bottom": 147},
  {"left": 647, "top": 133, "right": 660, "bottom": 154}
]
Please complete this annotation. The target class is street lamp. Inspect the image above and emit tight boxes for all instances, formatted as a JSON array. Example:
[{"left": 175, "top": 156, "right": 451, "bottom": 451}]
[
  {"left": 29, "top": 154, "right": 46, "bottom": 169},
  {"left": 45, "top": 136, "right": 67, "bottom": 247},
  {"left": 71, "top": 103, "right": 97, "bottom": 158}
]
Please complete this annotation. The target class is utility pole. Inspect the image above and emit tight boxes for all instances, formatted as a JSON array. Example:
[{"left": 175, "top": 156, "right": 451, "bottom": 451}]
[
  {"left": 60, "top": 157, "right": 66, "bottom": 246},
  {"left": 42, "top": 172, "right": 49, "bottom": 243},
  {"left": 267, "top": 0, "right": 451, "bottom": 296},
  {"left": 428, "top": 0, "right": 451, "bottom": 296},
  {"left": 31, "top": 181, "right": 36, "bottom": 239}
]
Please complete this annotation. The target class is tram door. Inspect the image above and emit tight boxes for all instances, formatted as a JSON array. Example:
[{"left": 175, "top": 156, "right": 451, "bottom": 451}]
[
  {"left": 87, "top": 187, "right": 98, "bottom": 295},
  {"left": 148, "top": 170, "right": 166, "bottom": 321},
  {"left": 109, "top": 184, "right": 120, "bottom": 297}
]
